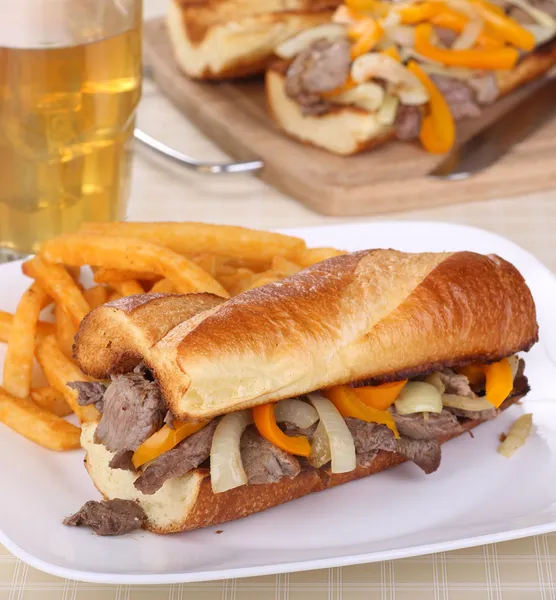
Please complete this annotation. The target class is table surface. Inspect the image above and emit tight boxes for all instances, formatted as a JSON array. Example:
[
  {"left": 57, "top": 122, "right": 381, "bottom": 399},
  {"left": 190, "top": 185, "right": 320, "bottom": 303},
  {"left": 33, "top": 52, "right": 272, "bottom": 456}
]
[{"left": 2, "top": 0, "right": 556, "bottom": 597}]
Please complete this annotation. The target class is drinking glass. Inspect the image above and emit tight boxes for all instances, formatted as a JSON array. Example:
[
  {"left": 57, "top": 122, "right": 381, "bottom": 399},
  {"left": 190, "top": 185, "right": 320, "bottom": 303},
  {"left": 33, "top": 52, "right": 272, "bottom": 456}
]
[{"left": 0, "top": 0, "right": 142, "bottom": 260}]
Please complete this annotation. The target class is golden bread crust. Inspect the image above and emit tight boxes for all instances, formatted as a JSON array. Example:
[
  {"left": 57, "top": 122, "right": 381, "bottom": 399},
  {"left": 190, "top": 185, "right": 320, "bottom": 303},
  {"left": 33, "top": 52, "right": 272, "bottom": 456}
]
[
  {"left": 75, "top": 293, "right": 224, "bottom": 379},
  {"left": 142, "top": 250, "right": 537, "bottom": 420}
]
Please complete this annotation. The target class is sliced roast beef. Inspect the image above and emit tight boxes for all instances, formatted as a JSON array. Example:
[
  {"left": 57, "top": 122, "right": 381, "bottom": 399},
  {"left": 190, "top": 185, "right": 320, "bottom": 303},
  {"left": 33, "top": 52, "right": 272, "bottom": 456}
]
[
  {"left": 109, "top": 450, "right": 135, "bottom": 472},
  {"left": 506, "top": 0, "right": 556, "bottom": 23},
  {"left": 94, "top": 372, "right": 165, "bottom": 454},
  {"left": 286, "top": 38, "right": 351, "bottom": 116},
  {"left": 429, "top": 74, "right": 481, "bottom": 120},
  {"left": 241, "top": 427, "right": 301, "bottom": 485},
  {"left": 439, "top": 368, "right": 475, "bottom": 397},
  {"left": 435, "top": 26, "right": 459, "bottom": 47},
  {"left": 134, "top": 419, "right": 218, "bottom": 495},
  {"left": 64, "top": 499, "right": 146, "bottom": 536},
  {"left": 345, "top": 418, "right": 398, "bottom": 453},
  {"left": 67, "top": 381, "right": 106, "bottom": 412},
  {"left": 393, "top": 410, "right": 463, "bottom": 440},
  {"left": 395, "top": 104, "right": 422, "bottom": 140},
  {"left": 397, "top": 438, "right": 441, "bottom": 474}
]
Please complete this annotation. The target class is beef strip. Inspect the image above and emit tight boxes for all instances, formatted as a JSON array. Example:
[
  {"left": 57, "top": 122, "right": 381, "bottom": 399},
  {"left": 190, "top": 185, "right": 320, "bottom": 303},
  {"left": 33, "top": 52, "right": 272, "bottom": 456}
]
[
  {"left": 67, "top": 381, "right": 106, "bottom": 412},
  {"left": 393, "top": 410, "right": 463, "bottom": 440},
  {"left": 429, "top": 74, "right": 482, "bottom": 120},
  {"left": 94, "top": 371, "right": 165, "bottom": 453},
  {"left": 64, "top": 499, "right": 145, "bottom": 536},
  {"left": 469, "top": 73, "right": 500, "bottom": 104},
  {"left": 506, "top": 0, "right": 556, "bottom": 23},
  {"left": 134, "top": 420, "right": 218, "bottom": 495},
  {"left": 285, "top": 38, "right": 351, "bottom": 116},
  {"left": 345, "top": 418, "right": 398, "bottom": 453},
  {"left": 446, "top": 406, "right": 499, "bottom": 421},
  {"left": 435, "top": 26, "right": 459, "bottom": 47},
  {"left": 241, "top": 427, "right": 301, "bottom": 485},
  {"left": 397, "top": 438, "right": 442, "bottom": 474},
  {"left": 395, "top": 104, "right": 423, "bottom": 140},
  {"left": 439, "top": 368, "right": 475, "bottom": 397},
  {"left": 109, "top": 450, "right": 135, "bottom": 472},
  {"left": 345, "top": 417, "right": 442, "bottom": 473}
]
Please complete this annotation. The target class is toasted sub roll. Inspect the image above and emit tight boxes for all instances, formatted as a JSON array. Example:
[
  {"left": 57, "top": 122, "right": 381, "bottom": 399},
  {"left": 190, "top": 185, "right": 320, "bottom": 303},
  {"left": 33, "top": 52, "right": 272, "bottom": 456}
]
[
  {"left": 75, "top": 250, "right": 538, "bottom": 421},
  {"left": 74, "top": 293, "right": 225, "bottom": 378},
  {"left": 82, "top": 392, "right": 526, "bottom": 533},
  {"left": 167, "top": 0, "right": 340, "bottom": 80},
  {"left": 266, "top": 40, "right": 556, "bottom": 156}
]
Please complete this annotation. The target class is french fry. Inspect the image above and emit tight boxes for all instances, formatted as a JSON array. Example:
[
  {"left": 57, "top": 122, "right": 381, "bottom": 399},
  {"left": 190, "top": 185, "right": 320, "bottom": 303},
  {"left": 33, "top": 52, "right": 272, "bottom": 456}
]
[
  {"left": 0, "top": 311, "right": 55, "bottom": 344},
  {"left": 243, "top": 270, "right": 283, "bottom": 292},
  {"left": 83, "top": 285, "right": 109, "bottom": 310},
  {"left": 107, "top": 291, "right": 123, "bottom": 302},
  {"left": 93, "top": 267, "right": 161, "bottom": 284},
  {"left": 2, "top": 283, "right": 50, "bottom": 399},
  {"left": 36, "top": 335, "right": 100, "bottom": 423},
  {"left": 55, "top": 304, "right": 77, "bottom": 360},
  {"left": 218, "top": 268, "right": 255, "bottom": 296},
  {"left": 150, "top": 278, "right": 175, "bottom": 294},
  {"left": 22, "top": 256, "right": 90, "bottom": 327},
  {"left": 41, "top": 234, "right": 230, "bottom": 298},
  {"left": 109, "top": 280, "right": 144, "bottom": 297},
  {"left": 271, "top": 256, "right": 302, "bottom": 276},
  {"left": 0, "top": 387, "right": 80, "bottom": 451},
  {"left": 30, "top": 386, "right": 73, "bottom": 418},
  {"left": 297, "top": 247, "right": 347, "bottom": 267},
  {"left": 79, "top": 222, "right": 307, "bottom": 267}
]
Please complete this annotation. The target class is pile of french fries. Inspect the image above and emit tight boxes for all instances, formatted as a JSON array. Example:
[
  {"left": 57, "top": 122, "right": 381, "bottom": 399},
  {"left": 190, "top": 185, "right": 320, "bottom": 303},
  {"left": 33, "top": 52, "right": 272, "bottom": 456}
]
[{"left": 0, "top": 222, "right": 345, "bottom": 452}]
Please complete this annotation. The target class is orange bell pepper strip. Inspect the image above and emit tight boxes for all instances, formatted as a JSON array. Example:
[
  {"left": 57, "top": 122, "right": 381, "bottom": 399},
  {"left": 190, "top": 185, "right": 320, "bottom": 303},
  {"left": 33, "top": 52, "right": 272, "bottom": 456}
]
[
  {"left": 470, "top": 0, "right": 535, "bottom": 50},
  {"left": 345, "top": 0, "right": 389, "bottom": 16},
  {"left": 415, "top": 23, "right": 519, "bottom": 69},
  {"left": 349, "top": 18, "right": 384, "bottom": 58},
  {"left": 398, "top": 2, "right": 442, "bottom": 24},
  {"left": 352, "top": 380, "right": 407, "bottom": 411},
  {"left": 324, "top": 386, "right": 400, "bottom": 438},
  {"left": 430, "top": 10, "right": 506, "bottom": 49},
  {"left": 382, "top": 46, "right": 402, "bottom": 62},
  {"left": 458, "top": 364, "right": 487, "bottom": 385},
  {"left": 132, "top": 420, "right": 210, "bottom": 469},
  {"left": 407, "top": 60, "right": 455, "bottom": 154},
  {"left": 252, "top": 403, "right": 311, "bottom": 457},
  {"left": 485, "top": 358, "right": 514, "bottom": 408}
]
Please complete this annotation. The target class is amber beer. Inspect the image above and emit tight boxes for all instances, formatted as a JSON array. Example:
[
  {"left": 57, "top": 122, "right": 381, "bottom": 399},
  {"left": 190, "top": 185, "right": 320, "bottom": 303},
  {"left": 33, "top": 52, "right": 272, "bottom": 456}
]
[{"left": 0, "top": 1, "right": 142, "bottom": 258}]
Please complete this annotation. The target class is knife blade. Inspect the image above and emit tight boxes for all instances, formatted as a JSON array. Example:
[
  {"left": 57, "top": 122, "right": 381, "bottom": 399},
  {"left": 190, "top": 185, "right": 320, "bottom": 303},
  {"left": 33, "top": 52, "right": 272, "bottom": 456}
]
[{"left": 429, "top": 77, "right": 556, "bottom": 180}]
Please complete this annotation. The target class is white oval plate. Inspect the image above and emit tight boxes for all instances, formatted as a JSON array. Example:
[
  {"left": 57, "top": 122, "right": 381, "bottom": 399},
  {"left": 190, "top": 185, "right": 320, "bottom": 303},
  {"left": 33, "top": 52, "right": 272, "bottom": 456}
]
[{"left": 1, "top": 221, "right": 556, "bottom": 584}]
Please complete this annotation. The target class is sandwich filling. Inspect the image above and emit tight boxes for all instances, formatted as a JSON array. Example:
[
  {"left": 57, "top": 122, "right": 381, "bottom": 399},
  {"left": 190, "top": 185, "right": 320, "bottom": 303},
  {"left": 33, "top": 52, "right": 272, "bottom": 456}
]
[
  {"left": 65, "top": 355, "right": 529, "bottom": 535},
  {"left": 272, "top": 0, "right": 556, "bottom": 153}
]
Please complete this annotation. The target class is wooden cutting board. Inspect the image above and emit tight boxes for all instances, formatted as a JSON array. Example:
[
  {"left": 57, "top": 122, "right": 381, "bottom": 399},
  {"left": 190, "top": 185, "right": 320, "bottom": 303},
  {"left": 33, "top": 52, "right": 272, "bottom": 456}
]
[{"left": 143, "top": 18, "right": 556, "bottom": 217}]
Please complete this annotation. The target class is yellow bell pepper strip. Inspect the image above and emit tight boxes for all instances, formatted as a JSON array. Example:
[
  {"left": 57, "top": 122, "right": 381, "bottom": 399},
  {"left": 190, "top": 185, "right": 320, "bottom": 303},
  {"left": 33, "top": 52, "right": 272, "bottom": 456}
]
[
  {"left": 398, "top": 2, "right": 442, "bottom": 24},
  {"left": 352, "top": 380, "right": 408, "bottom": 411},
  {"left": 430, "top": 10, "right": 506, "bottom": 49},
  {"left": 485, "top": 358, "right": 514, "bottom": 407},
  {"left": 252, "top": 403, "right": 311, "bottom": 457},
  {"left": 414, "top": 23, "right": 520, "bottom": 69},
  {"left": 324, "top": 386, "right": 400, "bottom": 438},
  {"left": 349, "top": 18, "right": 384, "bottom": 58},
  {"left": 407, "top": 60, "right": 455, "bottom": 154},
  {"left": 132, "top": 420, "right": 210, "bottom": 469},
  {"left": 458, "top": 363, "right": 487, "bottom": 385},
  {"left": 382, "top": 46, "right": 402, "bottom": 62},
  {"left": 470, "top": 0, "right": 535, "bottom": 50}
]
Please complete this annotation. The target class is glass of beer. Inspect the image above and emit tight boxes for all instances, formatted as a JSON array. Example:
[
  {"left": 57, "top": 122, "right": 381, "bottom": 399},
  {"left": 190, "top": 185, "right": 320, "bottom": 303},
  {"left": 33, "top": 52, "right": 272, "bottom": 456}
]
[{"left": 0, "top": 0, "right": 142, "bottom": 260}]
